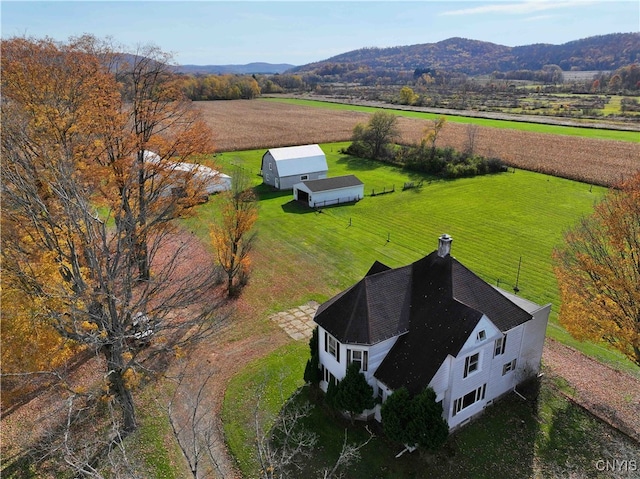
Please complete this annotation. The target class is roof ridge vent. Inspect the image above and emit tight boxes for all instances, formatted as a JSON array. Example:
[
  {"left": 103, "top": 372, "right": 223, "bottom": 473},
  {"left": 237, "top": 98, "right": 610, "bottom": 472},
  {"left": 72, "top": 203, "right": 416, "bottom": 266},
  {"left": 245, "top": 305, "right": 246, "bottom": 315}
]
[{"left": 437, "top": 234, "right": 452, "bottom": 258}]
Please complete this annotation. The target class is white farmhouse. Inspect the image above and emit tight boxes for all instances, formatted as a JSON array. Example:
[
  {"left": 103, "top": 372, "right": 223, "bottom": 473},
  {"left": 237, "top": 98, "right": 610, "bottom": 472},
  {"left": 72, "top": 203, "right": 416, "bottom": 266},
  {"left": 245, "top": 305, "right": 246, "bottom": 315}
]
[
  {"left": 314, "top": 234, "right": 551, "bottom": 430},
  {"left": 261, "top": 144, "right": 328, "bottom": 190},
  {"left": 293, "top": 175, "right": 364, "bottom": 208}
]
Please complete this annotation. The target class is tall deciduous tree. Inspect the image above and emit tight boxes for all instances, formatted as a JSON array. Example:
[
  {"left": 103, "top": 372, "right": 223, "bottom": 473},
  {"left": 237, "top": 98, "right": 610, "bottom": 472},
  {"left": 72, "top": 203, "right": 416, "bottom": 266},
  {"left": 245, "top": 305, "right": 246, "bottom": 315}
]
[
  {"left": 210, "top": 168, "right": 258, "bottom": 296},
  {"left": 422, "top": 116, "right": 447, "bottom": 153},
  {"left": 554, "top": 173, "right": 640, "bottom": 366},
  {"left": 1, "top": 34, "right": 221, "bottom": 448}
]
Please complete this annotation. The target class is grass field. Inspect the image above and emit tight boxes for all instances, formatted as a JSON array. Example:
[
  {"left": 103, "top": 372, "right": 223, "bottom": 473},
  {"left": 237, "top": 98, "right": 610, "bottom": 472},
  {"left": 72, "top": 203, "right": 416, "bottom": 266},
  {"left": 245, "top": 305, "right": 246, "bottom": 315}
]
[
  {"left": 188, "top": 141, "right": 638, "bottom": 371},
  {"left": 193, "top": 143, "right": 640, "bottom": 478}
]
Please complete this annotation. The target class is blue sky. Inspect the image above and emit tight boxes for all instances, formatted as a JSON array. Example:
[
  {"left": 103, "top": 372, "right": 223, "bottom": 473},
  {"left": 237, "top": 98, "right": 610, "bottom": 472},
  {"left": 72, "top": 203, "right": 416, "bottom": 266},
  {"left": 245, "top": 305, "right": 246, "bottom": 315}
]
[{"left": 1, "top": 1, "right": 638, "bottom": 66}]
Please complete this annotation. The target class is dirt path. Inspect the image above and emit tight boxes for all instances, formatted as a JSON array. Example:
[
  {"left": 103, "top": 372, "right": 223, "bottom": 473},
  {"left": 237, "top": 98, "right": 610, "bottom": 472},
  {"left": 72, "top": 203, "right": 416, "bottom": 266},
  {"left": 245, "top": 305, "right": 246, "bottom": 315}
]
[{"left": 542, "top": 338, "right": 640, "bottom": 443}]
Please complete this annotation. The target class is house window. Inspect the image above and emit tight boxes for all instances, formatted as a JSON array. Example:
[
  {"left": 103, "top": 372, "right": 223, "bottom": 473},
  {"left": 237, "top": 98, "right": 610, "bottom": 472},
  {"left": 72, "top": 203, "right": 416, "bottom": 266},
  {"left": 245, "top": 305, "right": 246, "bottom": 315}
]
[
  {"left": 323, "top": 367, "right": 337, "bottom": 386},
  {"left": 476, "top": 330, "right": 486, "bottom": 342},
  {"left": 494, "top": 335, "right": 507, "bottom": 357},
  {"left": 268, "top": 162, "right": 273, "bottom": 171},
  {"left": 324, "top": 331, "right": 340, "bottom": 362},
  {"left": 463, "top": 352, "right": 480, "bottom": 378},
  {"left": 502, "top": 359, "right": 517, "bottom": 375},
  {"left": 300, "top": 175, "right": 308, "bottom": 181},
  {"left": 453, "top": 384, "right": 486, "bottom": 416},
  {"left": 347, "top": 349, "right": 368, "bottom": 372}
]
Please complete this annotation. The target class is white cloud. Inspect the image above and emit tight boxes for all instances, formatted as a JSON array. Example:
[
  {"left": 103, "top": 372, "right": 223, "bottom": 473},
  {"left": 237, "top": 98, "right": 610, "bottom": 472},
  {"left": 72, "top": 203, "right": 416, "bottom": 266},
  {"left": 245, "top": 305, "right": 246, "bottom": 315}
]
[{"left": 440, "top": 0, "right": 598, "bottom": 16}]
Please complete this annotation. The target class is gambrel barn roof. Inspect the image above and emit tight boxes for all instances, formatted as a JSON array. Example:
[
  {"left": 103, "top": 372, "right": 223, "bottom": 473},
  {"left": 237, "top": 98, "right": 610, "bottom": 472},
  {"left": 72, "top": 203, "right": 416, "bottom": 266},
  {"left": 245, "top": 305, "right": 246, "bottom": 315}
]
[
  {"left": 263, "top": 144, "right": 328, "bottom": 177},
  {"left": 314, "top": 245, "right": 534, "bottom": 395}
]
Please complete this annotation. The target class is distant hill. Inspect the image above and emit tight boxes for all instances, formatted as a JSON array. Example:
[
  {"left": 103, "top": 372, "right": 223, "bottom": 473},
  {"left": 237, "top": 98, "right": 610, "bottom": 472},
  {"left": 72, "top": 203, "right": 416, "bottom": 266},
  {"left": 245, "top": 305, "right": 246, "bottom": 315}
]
[
  {"left": 176, "top": 62, "right": 295, "bottom": 75},
  {"left": 291, "top": 33, "right": 640, "bottom": 76}
]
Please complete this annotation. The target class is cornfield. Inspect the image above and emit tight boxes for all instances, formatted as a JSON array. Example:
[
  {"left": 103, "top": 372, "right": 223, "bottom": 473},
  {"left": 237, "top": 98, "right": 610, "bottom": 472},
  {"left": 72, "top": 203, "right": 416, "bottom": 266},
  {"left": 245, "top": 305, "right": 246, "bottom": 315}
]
[{"left": 196, "top": 100, "right": 639, "bottom": 187}]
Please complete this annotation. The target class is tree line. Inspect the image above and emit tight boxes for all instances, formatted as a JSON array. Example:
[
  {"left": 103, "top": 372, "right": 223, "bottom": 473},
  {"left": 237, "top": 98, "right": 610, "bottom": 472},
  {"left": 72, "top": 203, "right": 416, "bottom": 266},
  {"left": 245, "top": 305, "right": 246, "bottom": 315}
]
[
  {"left": 2, "top": 35, "right": 257, "bottom": 477},
  {"left": 345, "top": 112, "right": 506, "bottom": 179}
]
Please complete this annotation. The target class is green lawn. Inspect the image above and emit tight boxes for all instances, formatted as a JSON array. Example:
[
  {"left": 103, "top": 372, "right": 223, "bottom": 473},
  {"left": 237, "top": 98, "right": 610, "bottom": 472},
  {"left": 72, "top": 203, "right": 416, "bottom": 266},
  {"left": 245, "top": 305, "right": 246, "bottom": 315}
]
[
  {"left": 189, "top": 142, "right": 636, "bottom": 372},
  {"left": 204, "top": 143, "right": 640, "bottom": 478},
  {"left": 262, "top": 98, "right": 640, "bottom": 143}
]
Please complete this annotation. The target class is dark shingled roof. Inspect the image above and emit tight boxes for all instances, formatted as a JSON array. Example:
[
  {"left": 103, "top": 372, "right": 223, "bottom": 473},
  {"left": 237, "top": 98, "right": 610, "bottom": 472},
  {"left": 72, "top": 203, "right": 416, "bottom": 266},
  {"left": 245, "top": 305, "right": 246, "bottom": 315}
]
[
  {"left": 301, "top": 175, "right": 363, "bottom": 192},
  {"left": 314, "top": 249, "right": 534, "bottom": 396}
]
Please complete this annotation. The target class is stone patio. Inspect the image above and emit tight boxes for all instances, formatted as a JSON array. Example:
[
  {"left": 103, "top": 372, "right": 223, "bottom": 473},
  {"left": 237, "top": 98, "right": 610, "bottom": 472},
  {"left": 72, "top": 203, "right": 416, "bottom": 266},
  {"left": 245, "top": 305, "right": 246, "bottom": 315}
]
[{"left": 269, "top": 301, "right": 319, "bottom": 341}]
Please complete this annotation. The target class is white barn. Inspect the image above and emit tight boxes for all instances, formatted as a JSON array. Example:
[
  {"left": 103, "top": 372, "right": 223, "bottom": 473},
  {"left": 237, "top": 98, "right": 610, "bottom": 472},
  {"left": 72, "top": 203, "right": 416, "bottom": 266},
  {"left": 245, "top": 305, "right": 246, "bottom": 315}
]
[
  {"left": 261, "top": 144, "right": 328, "bottom": 190},
  {"left": 293, "top": 175, "right": 364, "bottom": 208},
  {"left": 314, "top": 234, "right": 551, "bottom": 431}
]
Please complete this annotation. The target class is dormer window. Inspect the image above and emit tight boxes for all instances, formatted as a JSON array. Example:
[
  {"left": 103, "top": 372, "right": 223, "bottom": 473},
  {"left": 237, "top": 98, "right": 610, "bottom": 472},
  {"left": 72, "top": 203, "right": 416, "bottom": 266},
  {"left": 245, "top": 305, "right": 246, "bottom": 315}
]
[{"left": 476, "top": 330, "right": 486, "bottom": 342}]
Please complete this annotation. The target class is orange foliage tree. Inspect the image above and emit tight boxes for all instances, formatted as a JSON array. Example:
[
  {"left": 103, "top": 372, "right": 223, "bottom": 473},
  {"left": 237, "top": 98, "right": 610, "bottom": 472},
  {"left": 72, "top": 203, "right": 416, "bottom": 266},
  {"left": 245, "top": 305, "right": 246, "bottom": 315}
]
[
  {"left": 554, "top": 172, "right": 640, "bottom": 366},
  {"left": 210, "top": 169, "right": 258, "bottom": 296},
  {"left": 1, "top": 35, "right": 222, "bottom": 444}
]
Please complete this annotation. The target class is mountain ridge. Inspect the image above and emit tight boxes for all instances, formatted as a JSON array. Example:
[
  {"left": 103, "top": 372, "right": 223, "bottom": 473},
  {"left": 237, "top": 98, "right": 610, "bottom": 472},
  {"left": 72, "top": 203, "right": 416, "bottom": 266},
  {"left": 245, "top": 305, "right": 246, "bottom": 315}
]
[
  {"left": 176, "top": 62, "right": 295, "bottom": 75},
  {"left": 290, "top": 33, "right": 640, "bottom": 75}
]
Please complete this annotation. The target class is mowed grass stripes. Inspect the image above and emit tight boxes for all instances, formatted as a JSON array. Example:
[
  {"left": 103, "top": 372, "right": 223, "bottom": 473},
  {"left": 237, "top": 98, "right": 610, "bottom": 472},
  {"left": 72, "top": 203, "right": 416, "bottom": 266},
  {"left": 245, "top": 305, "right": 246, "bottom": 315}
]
[{"left": 191, "top": 143, "right": 635, "bottom": 370}]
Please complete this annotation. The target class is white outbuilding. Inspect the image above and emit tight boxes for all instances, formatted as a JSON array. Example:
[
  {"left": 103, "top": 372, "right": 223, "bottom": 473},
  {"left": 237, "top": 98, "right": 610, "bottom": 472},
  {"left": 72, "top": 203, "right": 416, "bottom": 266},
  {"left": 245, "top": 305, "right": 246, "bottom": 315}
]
[
  {"left": 143, "top": 150, "right": 231, "bottom": 196},
  {"left": 293, "top": 175, "right": 364, "bottom": 208},
  {"left": 261, "top": 144, "right": 328, "bottom": 190}
]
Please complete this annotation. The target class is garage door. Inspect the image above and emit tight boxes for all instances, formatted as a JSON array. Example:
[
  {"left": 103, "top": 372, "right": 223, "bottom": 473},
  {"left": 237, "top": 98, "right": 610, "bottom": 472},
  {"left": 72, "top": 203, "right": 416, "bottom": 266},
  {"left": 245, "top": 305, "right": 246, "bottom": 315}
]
[{"left": 297, "top": 189, "right": 310, "bottom": 205}]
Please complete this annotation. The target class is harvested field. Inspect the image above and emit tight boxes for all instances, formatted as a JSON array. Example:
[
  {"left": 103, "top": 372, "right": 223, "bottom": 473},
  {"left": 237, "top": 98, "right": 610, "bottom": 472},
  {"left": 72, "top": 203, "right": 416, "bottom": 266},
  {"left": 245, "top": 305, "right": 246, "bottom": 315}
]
[{"left": 196, "top": 100, "right": 640, "bottom": 187}]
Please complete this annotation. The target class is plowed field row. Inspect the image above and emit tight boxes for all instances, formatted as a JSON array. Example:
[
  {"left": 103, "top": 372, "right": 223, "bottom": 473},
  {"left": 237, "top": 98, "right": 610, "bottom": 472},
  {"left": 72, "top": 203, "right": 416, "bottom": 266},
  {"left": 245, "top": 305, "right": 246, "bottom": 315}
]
[{"left": 196, "top": 100, "right": 639, "bottom": 187}]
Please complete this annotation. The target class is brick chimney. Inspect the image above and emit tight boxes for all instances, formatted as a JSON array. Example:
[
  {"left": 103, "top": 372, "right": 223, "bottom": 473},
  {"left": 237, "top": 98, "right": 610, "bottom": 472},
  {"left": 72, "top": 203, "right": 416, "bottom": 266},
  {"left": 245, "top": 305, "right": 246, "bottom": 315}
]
[{"left": 437, "top": 234, "right": 452, "bottom": 258}]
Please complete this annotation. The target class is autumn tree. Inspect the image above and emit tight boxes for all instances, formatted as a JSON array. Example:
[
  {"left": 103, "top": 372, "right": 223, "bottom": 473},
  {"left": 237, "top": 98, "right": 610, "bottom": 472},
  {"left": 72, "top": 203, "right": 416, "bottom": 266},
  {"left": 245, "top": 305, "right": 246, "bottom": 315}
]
[
  {"left": 399, "top": 86, "right": 419, "bottom": 105},
  {"left": 1, "top": 33, "right": 222, "bottom": 456},
  {"left": 554, "top": 173, "right": 640, "bottom": 366},
  {"left": 210, "top": 168, "right": 259, "bottom": 296},
  {"left": 350, "top": 110, "right": 400, "bottom": 160},
  {"left": 422, "top": 116, "right": 447, "bottom": 153}
]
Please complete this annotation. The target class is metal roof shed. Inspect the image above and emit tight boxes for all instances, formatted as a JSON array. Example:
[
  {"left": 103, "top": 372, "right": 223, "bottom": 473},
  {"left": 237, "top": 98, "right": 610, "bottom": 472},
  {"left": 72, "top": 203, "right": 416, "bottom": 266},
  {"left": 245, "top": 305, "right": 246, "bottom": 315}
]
[{"left": 293, "top": 175, "right": 364, "bottom": 208}]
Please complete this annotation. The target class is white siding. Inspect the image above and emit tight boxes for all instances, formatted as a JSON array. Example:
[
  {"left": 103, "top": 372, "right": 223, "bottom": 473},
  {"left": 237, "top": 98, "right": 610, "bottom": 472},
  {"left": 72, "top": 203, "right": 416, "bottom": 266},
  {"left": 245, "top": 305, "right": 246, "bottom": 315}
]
[
  {"left": 306, "top": 185, "right": 364, "bottom": 207},
  {"left": 429, "top": 355, "right": 452, "bottom": 402},
  {"left": 447, "top": 317, "right": 499, "bottom": 429},
  {"left": 518, "top": 303, "right": 552, "bottom": 377},
  {"left": 487, "top": 324, "right": 525, "bottom": 400},
  {"left": 317, "top": 325, "right": 400, "bottom": 393},
  {"left": 279, "top": 172, "right": 326, "bottom": 191},
  {"left": 365, "top": 335, "right": 399, "bottom": 384}
]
